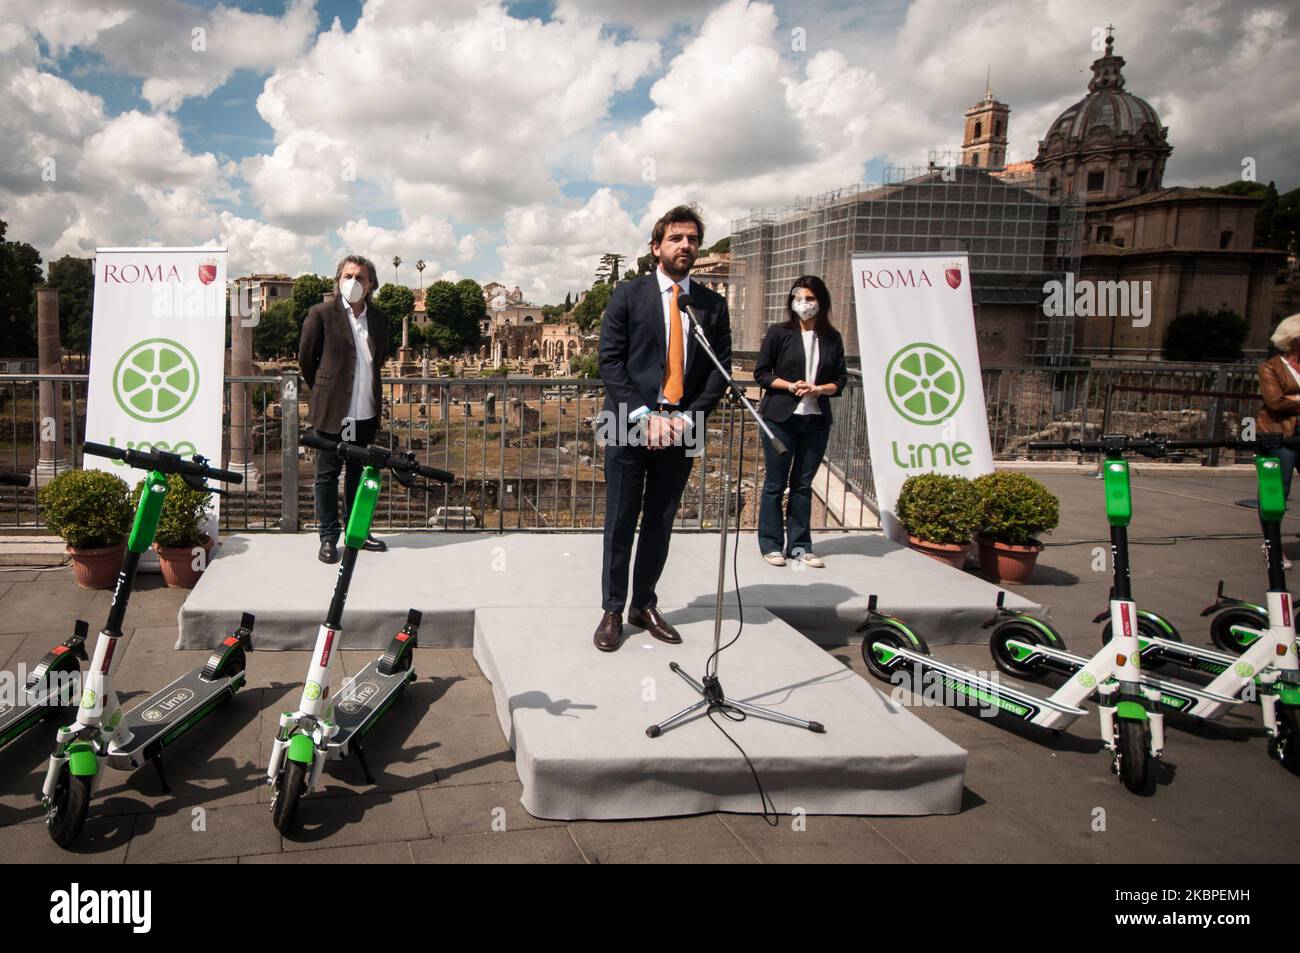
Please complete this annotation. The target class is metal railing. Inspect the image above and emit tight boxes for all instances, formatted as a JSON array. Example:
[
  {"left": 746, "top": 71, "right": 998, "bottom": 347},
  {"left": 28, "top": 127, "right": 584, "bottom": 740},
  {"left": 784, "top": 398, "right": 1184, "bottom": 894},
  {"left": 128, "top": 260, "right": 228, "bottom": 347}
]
[{"left": 0, "top": 372, "right": 877, "bottom": 533}]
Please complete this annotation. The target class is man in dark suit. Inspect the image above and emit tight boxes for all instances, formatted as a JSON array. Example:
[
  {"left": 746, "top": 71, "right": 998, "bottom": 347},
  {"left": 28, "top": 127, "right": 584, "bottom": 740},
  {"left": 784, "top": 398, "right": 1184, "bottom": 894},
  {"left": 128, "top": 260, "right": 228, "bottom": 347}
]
[
  {"left": 593, "top": 205, "right": 732, "bottom": 651},
  {"left": 298, "top": 255, "right": 390, "bottom": 564}
]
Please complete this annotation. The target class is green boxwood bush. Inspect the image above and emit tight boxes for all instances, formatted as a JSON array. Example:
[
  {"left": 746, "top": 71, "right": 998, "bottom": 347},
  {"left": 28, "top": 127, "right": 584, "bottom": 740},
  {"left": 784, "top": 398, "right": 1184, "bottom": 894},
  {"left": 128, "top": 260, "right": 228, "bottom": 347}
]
[
  {"left": 895, "top": 473, "right": 981, "bottom": 545},
  {"left": 130, "top": 473, "right": 211, "bottom": 549},
  {"left": 974, "top": 471, "right": 1060, "bottom": 545},
  {"left": 39, "top": 468, "right": 133, "bottom": 549}
]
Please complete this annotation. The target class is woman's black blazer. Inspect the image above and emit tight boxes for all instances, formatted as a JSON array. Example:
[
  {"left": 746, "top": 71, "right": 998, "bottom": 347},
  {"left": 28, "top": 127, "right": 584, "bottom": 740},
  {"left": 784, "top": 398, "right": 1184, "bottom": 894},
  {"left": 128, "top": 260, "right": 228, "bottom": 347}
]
[{"left": 753, "top": 323, "right": 849, "bottom": 424}]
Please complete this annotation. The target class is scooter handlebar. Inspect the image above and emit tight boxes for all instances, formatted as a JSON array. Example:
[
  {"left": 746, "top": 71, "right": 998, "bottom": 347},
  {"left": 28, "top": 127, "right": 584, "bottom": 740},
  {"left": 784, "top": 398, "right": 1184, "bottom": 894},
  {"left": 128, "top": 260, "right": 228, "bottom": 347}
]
[
  {"left": 82, "top": 441, "right": 243, "bottom": 485},
  {"left": 300, "top": 432, "right": 455, "bottom": 483}
]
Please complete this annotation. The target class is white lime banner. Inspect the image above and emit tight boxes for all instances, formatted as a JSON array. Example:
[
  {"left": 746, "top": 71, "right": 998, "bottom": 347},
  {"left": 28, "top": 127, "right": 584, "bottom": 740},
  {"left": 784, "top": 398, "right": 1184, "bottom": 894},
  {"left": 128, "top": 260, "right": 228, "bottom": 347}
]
[
  {"left": 849, "top": 252, "right": 994, "bottom": 541},
  {"left": 85, "top": 247, "right": 227, "bottom": 533}
]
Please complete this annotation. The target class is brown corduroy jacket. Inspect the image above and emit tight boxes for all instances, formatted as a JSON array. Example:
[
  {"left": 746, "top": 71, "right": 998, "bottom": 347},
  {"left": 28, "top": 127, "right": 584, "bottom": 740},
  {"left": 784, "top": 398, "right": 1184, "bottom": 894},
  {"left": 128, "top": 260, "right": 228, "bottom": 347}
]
[
  {"left": 1258, "top": 355, "right": 1300, "bottom": 436},
  {"left": 297, "top": 297, "right": 388, "bottom": 434}
]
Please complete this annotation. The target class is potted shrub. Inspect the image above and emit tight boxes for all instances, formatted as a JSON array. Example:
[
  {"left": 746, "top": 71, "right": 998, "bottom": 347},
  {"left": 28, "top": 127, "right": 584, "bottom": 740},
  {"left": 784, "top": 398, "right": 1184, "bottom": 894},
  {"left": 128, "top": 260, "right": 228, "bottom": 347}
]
[
  {"left": 132, "top": 473, "right": 214, "bottom": 588},
  {"left": 973, "top": 471, "right": 1060, "bottom": 583},
  {"left": 894, "top": 473, "right": 981, "bottom": 569},
  {"left": 39, "top": 469, "right": 133, "bottom": 589}
]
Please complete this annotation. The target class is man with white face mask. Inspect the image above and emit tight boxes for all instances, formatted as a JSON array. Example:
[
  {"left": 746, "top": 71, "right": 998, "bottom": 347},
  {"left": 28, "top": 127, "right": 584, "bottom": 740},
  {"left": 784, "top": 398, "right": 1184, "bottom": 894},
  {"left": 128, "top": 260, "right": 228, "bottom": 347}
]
[{"left": 298, "top": 255, "right": 390, "bottom": 563}]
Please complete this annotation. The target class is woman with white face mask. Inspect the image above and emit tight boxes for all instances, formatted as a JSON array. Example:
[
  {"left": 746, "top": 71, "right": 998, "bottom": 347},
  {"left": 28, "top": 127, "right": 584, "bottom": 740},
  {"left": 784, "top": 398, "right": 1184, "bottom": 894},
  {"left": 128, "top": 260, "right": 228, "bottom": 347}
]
[{"left": 752, "top": 276, "right": 848, "bottom": 568}]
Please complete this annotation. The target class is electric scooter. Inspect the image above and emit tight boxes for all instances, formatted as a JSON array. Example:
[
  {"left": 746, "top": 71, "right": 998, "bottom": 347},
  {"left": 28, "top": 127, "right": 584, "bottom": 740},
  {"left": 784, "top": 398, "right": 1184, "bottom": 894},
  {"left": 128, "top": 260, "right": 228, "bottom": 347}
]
[
  {"left": 861, "top": 434, "right": 1177, "bottom": 793},
  {"left": 997, "top": 435, "right": 1300, "bottom": 772},
  {"left": 0, "top": 470, "right": 94, "bottom": 750},
  {"left": 267, "top": 433, "right": 453, "bottom": 833},
  {"left": 40, "top": 442, "right": 255, "bottom": 846}
]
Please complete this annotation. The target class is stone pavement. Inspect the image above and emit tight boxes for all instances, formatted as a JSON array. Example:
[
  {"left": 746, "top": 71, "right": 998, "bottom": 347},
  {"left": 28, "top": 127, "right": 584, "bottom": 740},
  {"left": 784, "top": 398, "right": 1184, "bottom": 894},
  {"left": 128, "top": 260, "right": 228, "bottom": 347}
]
[{"left": 0, "top": 470, "right": 1297, "bottom": 863}]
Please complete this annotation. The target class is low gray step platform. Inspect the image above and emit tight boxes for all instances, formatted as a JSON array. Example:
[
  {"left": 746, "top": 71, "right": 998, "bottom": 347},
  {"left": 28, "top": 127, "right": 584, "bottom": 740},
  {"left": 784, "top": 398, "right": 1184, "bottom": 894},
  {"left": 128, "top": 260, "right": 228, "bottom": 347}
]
[
  {"left": 179, "top": 532, "right": 1045, "bottom": 651},
  {"left": 473, "top": 606, "right": 968, "bottom": 820}
]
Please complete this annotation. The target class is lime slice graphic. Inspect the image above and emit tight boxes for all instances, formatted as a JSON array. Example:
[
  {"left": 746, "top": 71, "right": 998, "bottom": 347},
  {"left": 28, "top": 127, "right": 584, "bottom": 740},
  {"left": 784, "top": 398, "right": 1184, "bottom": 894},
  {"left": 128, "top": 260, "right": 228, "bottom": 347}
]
[
  {"left": 885, "top": 342, "right": 965, "bottom": 425},
  {"left": 113, "top": 338, "right": 200, "bottom": 423}
]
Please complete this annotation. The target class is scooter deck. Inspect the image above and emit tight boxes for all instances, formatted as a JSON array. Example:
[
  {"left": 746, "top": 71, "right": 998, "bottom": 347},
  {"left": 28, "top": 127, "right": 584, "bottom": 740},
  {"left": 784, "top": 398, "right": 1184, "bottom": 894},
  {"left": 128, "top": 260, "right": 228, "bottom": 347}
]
[
  {"left": 108, "top": 667, "right": 246, "bottom": 770},
  {"left": 326, "top": 659, "right": 414, "bottom": 759},
  {"left": 0, "top": 625, "right": 88, "bottom": 749},
  {"left": 0, "top": 691, "right": 56, "bottom": 749}
]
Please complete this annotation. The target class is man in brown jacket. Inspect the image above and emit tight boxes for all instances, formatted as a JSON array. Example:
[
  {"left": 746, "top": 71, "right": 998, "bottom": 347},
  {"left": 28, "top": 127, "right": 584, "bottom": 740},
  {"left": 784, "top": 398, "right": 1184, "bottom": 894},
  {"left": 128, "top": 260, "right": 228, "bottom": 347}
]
[
  {"left": 298, "top": 255, "right": 389, "bottom": 563},
  {"left": 1258, "top": 312, "right": 1300, "bottom": 568}
]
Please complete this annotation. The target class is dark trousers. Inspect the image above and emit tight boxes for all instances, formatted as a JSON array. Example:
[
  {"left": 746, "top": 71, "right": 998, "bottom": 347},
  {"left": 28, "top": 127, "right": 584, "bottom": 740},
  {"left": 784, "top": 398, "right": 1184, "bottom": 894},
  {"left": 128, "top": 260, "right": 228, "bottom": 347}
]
[
  {"left": 601, "top": 443, "right": 695, "bottom": 614},
  {"left": 1278, "top": 444, "right": 1300, "bottom": 500},
  {"left": 313, "top": 416, "right": 378, "bottom": 541},
  {"left": 759, "top": 414, "right": 831, "bottom": 557}
]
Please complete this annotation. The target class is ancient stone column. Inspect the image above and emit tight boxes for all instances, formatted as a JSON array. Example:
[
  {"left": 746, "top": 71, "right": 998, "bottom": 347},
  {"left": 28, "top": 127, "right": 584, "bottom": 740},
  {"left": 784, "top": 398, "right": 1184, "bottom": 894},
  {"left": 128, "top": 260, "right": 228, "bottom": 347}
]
[
  {"left": 226, "top": 287, "right": 260, "bottom": 492},
  {"left": 32, "top": 288, "right": 68, "bottom": 486}
]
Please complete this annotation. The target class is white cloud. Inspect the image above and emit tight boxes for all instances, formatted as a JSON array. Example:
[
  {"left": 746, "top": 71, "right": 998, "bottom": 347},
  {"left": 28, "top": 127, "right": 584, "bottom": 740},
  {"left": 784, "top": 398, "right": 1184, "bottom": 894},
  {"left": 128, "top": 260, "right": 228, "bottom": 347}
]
[{"left": 498, "top": 187, "right": 645, "bottom": 302}]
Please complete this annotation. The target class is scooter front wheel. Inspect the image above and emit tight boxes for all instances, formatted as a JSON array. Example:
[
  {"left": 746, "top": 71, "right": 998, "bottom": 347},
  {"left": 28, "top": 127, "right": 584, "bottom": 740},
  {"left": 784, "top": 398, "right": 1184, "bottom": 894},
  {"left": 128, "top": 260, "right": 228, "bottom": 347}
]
[
  {"left": 860, "top": 624, "right": 928, "bottom": 682},
  {"left": 1209, "top": 606, "right": 1267, "bottom": 655},
  {"left": 46, "top": 764, "right": 91, "bottom": 847},
  {"left": 271, "top": 758, "right": 309, "bottom": 833},
  {"left": 1274, "top": 704, "right": 1300, "bottom": 776},
  {"left": 1116, "top": 718, "right": 1151, "bottom": 794}
]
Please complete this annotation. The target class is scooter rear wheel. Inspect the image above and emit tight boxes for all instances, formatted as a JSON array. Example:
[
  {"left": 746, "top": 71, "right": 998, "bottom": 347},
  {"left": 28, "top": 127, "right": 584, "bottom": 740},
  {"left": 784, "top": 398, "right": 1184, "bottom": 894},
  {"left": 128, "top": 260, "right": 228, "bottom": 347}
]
[
  {"left": 860, "top": 623, "right": 927, "bottom": 682},
  {"left": 271, "top": 758, "right": 309, "bottom": 833},
  {"left": 1102, "top": 617, "right": 1178, "bottom": 672},
  {"left": 990, "top": 621, "right": 1054, "bottom": 681},
  {"left": 46, "top": 764, "right": 91, "bottom": 847},
  {"left": 1116, "top": 718, "right": 1151, "bottom": 794},
  {"left": 1209, "top": 606, "right": 1268, "bottom": 655}
]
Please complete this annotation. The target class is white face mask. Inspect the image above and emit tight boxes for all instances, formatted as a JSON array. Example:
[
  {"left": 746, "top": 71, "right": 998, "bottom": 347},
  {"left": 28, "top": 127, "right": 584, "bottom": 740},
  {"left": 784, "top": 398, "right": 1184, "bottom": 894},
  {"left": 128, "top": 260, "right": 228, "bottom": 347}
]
[
  {"left": 792, "top": 298, "right": 819, "bottom": 320},
  {"left": 340, "top": 276, "right": 366, "bottom": 305}
]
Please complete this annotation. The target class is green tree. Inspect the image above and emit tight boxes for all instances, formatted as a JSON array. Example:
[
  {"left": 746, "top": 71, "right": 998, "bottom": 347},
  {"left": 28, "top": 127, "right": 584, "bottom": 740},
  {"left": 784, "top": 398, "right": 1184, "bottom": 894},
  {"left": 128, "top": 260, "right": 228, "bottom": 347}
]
[
  {"left": 569, "top": 353, "right": 598, "bottom": 378},
  {"left": 0, "top": 220, "right": 42, "bottom": 357},
  {"left": 702, "top": 236, "right": 731, "bottom": 255},
  {"left": 596, "top": 252, "right": 624, "bottom": 285},
  {"left": 374, "top": 282, "right": 415, "bottom": 358},
  {"left": 635, "top": 252, "right": 655, "bottom": 276},
  {"left": 1161, "top": 308, "right": 1249, "bottom": 362},
  {"left": 573, "top": 281, "right": 613, "bottom": 334},
  {"left": 424, "top": 280, "right": 465, "bottom": 355},
  {"left": 563, "top": 291, "right": 572, "bottom": 312},
  {"left": 253, "top": 299, "right": 299, "bottom": 360},
  {"left": 455, "top": 279, "right": 487, "bottom": 351},
  {"left": 47, "top": 255, "right": 94, "bottom": 359},
  {"left": 291, "top": 274, "right": 333, "bottom": 327},
  {"left": 541, "top": 303, "right": 564, "bottom": 321}
]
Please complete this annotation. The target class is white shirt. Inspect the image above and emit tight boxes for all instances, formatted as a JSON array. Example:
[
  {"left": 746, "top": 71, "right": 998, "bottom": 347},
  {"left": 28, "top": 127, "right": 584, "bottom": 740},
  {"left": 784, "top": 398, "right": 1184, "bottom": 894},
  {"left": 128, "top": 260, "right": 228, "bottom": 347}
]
[
  {"left": 793, "top": 327, "right": 822, "bottom": 416},
  {"left": 343, "top": 299, "right": 377, "bottom": 421},
  {"left": 1284, "top": 357, "right": 1300, "bottom": 391},
  {"left": 655, "top": 268, "right": 691, "bottom": 407}
]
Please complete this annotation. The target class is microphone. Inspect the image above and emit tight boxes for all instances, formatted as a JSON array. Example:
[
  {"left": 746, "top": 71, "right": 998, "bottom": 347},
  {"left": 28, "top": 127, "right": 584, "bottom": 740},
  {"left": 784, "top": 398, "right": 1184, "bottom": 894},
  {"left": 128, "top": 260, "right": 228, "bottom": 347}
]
[{"left": 675, "top": 292, "right": 705, "bottom": 333}]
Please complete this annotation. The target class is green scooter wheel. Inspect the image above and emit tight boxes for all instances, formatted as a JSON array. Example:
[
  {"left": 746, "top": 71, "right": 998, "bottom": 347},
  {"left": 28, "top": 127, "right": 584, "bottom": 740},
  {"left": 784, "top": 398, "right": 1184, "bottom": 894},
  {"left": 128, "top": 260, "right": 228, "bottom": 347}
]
[
  {"left": 272, "top": 758, "right": 309, "bottom": 833},
  {"left": 860, "top": 624, "right": 927, "bottom": 682},
  {"left": 1209, "top": 606, "right": 1267, "bottom": 655},
  {"left": 990, "top": 621, "right": 1052, "bottom": 681},
  {"left": 1116, "top": 718, "right": 1151, "bottom": 794},
  {"left": 46, "top": 764, "right": 91, "bottom": 847}
]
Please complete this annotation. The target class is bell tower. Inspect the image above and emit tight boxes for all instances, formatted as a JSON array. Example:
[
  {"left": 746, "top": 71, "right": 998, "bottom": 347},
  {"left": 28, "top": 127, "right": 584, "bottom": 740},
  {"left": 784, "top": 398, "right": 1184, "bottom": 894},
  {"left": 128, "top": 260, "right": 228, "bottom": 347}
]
[{"left": 962, "top": 72, "right": 1010, "bottom": 170}]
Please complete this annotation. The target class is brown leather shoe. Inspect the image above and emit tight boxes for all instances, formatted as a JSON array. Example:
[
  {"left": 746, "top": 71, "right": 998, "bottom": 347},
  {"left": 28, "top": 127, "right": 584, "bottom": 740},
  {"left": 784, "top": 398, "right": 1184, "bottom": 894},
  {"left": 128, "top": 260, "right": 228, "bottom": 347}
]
[
  {"left": 628, "top": 605, "right": 683, "bottom": 644},
  {"left": 593, "top": 611, "right": 623, "bottom": 652}
]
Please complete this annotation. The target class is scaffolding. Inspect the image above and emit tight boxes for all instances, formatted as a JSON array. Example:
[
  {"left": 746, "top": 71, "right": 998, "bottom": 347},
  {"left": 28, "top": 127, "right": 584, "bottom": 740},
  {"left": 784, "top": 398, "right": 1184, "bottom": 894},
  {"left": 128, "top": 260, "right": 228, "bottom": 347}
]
[{"left": 730, "top": 162, "right": 1083, "bottom": 364}]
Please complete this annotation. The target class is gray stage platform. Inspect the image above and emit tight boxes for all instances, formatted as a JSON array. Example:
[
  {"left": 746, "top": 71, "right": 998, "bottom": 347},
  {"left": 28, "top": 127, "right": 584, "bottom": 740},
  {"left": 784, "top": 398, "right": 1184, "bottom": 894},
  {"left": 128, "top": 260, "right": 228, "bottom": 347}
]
[
  {"left": 177, "top": 531, "right": 1044, "bottom": 650},
  {"left": 473, "top": 606, "right": 968, "bottom": 819}
]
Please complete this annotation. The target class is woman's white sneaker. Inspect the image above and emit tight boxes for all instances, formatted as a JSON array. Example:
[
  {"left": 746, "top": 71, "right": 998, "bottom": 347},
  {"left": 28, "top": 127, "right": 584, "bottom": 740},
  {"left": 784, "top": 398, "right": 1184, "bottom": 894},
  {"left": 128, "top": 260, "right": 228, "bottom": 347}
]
[
  {"left": 763, "top": 552, "right": 787, "bottom": 566},
  {"left": 797, "top": 552, "right": 825, "bottom": 568}
]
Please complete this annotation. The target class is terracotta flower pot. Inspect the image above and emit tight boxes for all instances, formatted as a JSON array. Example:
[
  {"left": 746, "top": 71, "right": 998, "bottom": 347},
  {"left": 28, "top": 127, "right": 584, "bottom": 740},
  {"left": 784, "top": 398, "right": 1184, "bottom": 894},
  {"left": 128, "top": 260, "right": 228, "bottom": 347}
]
[
  {"left": 155, "top": 536, "right": 215, "bottom": 589},
  {"left": 906, "top": 535, "right": 971, "bottom": 570},
  {"left": 68, "top": 543, "right": 126, "bottom": 590},
  {"left": 976, "top": 535, "right": 1043, "bottom": 583}
]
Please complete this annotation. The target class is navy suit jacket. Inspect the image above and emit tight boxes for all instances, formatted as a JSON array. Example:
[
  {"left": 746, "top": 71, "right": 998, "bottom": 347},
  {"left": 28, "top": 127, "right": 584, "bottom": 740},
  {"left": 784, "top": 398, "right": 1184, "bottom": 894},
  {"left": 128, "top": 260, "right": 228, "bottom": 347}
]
[{"left": 597, "top": 273, "right": 732, "bottom": 422}]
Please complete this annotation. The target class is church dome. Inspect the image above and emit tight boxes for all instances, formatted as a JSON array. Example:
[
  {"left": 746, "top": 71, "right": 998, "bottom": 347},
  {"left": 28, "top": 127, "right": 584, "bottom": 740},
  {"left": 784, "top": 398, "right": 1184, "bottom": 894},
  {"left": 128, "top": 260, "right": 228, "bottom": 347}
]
[{"left": 1043, "top": 33, "right": 1166, "bottom": 144}]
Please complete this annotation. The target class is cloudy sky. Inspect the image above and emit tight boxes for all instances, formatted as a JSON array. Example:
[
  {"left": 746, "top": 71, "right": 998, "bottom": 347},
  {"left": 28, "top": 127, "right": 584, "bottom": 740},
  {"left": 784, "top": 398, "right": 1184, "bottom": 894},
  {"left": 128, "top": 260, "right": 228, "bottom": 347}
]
[{"left": 2, "top": 0, "right": 1296, "bottom": 303}]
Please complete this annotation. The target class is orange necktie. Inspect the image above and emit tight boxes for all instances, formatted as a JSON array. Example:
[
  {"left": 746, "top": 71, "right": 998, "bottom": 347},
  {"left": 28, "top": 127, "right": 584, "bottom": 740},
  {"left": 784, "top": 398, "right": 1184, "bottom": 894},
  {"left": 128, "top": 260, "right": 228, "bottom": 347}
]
[{"left": 663, "top": 283, "right": 684, "bottom": 404}]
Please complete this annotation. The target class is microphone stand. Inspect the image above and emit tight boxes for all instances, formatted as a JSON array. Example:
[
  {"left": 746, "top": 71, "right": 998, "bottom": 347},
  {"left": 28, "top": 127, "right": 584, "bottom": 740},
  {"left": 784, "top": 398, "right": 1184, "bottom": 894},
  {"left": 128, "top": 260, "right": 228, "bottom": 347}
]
[{"left": 646, "top": 304, "right": 825, "bottom": 738}]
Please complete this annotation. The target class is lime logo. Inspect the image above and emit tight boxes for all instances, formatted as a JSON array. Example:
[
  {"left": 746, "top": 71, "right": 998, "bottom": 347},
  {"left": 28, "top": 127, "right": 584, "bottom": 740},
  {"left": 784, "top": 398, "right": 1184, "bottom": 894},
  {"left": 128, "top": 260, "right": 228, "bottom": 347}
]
[
  {"left": 886, "top": 343, "right": 964, "bottom": 425},
  {"left": 113, "top": 338, "right": 199, "bottom": 423},
  {"left": 81, "top": 689, "right": 96, "bottom": 709},
  {"left": 1234, "top": 661, "right": 1254, "bottom": 678},
  {"left": 1077, "top": 671, "right": 1097, "bottom": 688},
  {"left": 304, "top": 681, "right": 321, "bottom": 701}
]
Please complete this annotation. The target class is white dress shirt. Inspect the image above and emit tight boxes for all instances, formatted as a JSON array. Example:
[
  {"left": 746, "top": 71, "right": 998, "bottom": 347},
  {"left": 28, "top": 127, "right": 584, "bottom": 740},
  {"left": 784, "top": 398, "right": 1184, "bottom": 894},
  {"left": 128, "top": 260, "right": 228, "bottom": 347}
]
[
  {"left": 793, "top": 327, "right": 822, "bottom": 416},
  {"left": 629, "top": 270, "right": 694, "bottom": 427},
  {"left": 343, "top": 299, "right": 377, "bottom": 421}
]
